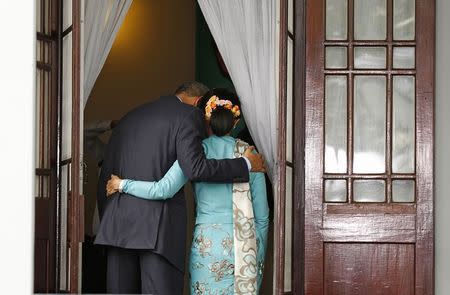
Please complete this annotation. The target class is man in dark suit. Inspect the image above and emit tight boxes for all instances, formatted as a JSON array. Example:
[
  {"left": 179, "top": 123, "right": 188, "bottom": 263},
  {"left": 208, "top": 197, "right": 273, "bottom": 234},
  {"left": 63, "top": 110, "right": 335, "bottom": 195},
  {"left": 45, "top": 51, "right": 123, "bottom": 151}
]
[{"left": 95, "top": 82, "right": 265, "bottom": 294}]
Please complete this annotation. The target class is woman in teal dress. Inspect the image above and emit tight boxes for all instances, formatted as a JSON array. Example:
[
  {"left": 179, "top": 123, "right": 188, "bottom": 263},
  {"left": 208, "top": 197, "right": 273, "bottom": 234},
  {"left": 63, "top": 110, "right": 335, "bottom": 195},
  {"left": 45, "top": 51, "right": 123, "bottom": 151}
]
[{"left": 106, "top": 89, "right": 269, "bottom": 295}]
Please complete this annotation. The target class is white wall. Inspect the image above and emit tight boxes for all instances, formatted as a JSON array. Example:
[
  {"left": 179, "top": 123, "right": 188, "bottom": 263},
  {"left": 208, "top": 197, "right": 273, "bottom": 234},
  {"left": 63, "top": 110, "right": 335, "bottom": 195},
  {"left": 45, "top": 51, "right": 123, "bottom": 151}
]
[
  {"left": 435, "top": 0, "right": 450, "bottom": 293},
  {"left": 0, "top": 1, "right": 34, "bottom": 294}
]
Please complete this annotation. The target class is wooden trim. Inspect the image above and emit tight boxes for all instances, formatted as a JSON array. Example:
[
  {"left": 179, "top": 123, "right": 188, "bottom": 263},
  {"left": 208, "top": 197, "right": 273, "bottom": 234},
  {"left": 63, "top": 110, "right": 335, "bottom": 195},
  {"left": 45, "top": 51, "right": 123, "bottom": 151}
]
[
  {"left": 36, "top": 168, "right": 52, "bottom": 176},
  {"left": 275, "top": 0, "right": 288, "bottom": 294},
  {"left": 37, "top": 61, "right": 53, "bottom": 71},
  {"left": 55, "top": 0, "right": 63, "bottom": 289},
  {"left": 324, "top": 69, "right": 416, "bottom": 74},
  {"left": 39, "top": 0, "right": 44, "bottom": 34},
  {"left": 347, "top": 0, "right": 355, "bottom": 203},
  {"left": 69, "top": 0, "right": 81, "bottom": 292},
  {"left": 304, "top": 0, "right": 325, "bottom": 292},
  {"left": 37, "top": 32, "right": 57, "bottom": 42},
  {"left": 348, "top": 0, "right": 355, "bottom": 203},
  {"left": 415, "top": 0, "right": 435, "bottom": 293},
  {"left": 325, "top": 203, "right": 416, "bottom": 214},
  {"left": 324, "top": 41, "right": 416, "bottom": 46},
  {"left": 386, "top": 0, "right": 394, "bottom": 203},
  {"left": 292, "top": 0, "right": 306, "bottom": 294},
  {"left": 323, "top": 173, "right": 415, "bottom": 178}
]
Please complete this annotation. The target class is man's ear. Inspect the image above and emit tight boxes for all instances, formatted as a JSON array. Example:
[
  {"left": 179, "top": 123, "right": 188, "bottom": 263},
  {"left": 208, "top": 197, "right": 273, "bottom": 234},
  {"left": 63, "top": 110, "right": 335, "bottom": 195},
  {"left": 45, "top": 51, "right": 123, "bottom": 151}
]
[{"left": 194, "top": 96, "right": 202, "bottom": 107}]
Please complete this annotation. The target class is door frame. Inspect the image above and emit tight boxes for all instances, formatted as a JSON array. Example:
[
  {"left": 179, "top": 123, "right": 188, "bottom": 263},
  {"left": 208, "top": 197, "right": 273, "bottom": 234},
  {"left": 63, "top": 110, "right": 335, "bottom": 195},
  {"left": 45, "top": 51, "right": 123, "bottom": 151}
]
[
  {"left": 292, "top": 0, "right": 306, "bottom": 294},
  {"left": 414, "top": 0, "right": 435, "bottom": 291},
  {"left": 287, "top": 0, "right": 436, "bottom": 293},
  {"left": 68, "top": 0, "right": 83, "bottom": 292},
  {"left": 275, "top": 0, "right": 288, "bottom": 293},
  {"left": 275, "top": 0, "right": 307, "bottom": 294}
]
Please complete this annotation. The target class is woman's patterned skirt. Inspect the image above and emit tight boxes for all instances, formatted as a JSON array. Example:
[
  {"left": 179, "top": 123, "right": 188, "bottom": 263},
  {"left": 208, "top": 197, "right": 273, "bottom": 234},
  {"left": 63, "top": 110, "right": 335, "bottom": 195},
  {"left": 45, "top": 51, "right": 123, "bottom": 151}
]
[{"left": 189, "top": 223, "right": 236, "bottom": 295}]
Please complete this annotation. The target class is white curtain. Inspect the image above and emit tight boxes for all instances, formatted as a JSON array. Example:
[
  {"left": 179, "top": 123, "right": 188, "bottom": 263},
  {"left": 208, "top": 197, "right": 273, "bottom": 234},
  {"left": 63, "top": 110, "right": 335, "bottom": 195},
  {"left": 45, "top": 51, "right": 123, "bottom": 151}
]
[
  {"left": 84, "top": 0, "right": 132, "bottom": 108},
  {"left": 198, "top": 0, "right": 279, "bottom": 181}
]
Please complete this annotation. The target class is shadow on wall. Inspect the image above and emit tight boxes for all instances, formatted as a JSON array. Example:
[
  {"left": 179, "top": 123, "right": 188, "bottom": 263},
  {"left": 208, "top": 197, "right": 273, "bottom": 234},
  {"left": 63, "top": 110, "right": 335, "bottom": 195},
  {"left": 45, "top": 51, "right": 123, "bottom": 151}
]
[{"left": 84, "top": 0, "right": 197, "bottom": 123}]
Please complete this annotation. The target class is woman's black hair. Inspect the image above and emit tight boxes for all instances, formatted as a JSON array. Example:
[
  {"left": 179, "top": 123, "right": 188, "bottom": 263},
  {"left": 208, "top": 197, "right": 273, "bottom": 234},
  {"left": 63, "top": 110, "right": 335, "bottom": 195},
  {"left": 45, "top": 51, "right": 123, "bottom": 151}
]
[{"left": 197, "top": 88, "right": 241, "bottom": 137}]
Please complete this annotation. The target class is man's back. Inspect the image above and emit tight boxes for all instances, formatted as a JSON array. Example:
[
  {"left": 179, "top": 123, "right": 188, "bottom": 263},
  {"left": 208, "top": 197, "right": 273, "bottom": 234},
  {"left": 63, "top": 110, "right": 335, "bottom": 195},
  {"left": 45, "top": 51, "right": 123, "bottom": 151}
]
[
  {"left": 108, "top": 96, "right": 191, "bottom": 182},
  {"left": 95, "top": 95, "right": 194, "bottom": 270}
]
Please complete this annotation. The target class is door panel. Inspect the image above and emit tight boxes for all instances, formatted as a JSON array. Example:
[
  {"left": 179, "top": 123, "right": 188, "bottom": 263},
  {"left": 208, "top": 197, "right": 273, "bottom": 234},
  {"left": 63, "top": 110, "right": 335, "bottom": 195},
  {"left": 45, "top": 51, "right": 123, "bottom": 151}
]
[
  {"left": 302, "top": 0, "right": 434, "bottom": 293},
  {"left": 324, "top": 243, "right": 415, "bottom": 294}
]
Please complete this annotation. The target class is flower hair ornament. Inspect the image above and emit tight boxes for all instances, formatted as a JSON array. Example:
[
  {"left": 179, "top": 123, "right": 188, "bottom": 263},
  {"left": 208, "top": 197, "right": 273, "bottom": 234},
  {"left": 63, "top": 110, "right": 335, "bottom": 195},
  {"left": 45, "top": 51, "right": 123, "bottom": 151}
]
[{"left": 205, "top": 95, "right": 241, "bottom": 119}]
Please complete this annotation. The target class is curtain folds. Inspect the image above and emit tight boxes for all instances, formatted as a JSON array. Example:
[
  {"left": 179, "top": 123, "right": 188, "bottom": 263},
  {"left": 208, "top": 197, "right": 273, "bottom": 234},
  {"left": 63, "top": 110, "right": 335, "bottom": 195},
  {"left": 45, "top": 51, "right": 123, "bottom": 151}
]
[
  {"left": 83, "top": 0, "right": 132, "bottom": 107},
  {"left": 197, "top": 0, "right": 279, "bottom": 182}
]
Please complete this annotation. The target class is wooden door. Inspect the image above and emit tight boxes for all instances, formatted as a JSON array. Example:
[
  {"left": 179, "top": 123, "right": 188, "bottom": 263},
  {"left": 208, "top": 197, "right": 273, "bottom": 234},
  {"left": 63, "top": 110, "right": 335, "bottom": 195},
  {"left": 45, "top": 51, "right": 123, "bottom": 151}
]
[
  {"left": 35, "top": 0, "right": 59, "bottom": 291},
  {"left": 298, "top": 0, "right": 435, "bottom": 294},
  {"left": 58, "top": 0, "right": 84, "bottom": 292},
  {"left": 34, "top": 0, "right": 83, "bottom": 293}
]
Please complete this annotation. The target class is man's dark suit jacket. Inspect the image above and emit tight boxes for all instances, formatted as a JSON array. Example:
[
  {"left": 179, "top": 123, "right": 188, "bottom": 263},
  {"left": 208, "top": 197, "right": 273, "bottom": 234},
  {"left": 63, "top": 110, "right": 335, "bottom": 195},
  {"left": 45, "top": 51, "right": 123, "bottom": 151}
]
[{"left": 94, "top": 95, "right": 249, "bottom": 272}]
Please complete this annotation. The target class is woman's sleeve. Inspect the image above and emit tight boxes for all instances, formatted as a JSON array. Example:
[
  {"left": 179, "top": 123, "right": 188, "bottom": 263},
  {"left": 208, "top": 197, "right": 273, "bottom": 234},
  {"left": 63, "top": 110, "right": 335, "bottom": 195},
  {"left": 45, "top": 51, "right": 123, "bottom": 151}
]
[
  {"left": 121, "top": 160, "right": 188, "bottom": 200},
  {"left": 249, "top": 172, "right": 269, "bottom": 291}
]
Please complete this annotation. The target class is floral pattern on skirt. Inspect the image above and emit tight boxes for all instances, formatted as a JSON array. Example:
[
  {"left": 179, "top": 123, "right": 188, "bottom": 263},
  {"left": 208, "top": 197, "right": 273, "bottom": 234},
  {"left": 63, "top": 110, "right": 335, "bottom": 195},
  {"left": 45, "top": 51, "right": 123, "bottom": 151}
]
[
  {"left": 189, "top": 223, "right": 264, "bottom": 295},
  {"left": 190, "top": 223, "right": 236, "bottom": 295},
  {"left": 189, "top": 223, "right": 265, "bottom": 294}
]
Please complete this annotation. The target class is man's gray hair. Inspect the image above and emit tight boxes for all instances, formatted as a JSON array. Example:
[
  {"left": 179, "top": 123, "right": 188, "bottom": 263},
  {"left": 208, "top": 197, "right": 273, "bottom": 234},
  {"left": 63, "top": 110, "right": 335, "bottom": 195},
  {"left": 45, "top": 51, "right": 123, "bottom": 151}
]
[{"left": 174, "top": 81, "right": 209, "bottom": 97}]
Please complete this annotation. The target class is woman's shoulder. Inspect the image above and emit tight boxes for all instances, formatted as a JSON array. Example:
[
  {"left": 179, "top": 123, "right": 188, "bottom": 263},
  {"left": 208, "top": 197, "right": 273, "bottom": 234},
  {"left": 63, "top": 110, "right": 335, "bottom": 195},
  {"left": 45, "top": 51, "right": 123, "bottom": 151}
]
[
  {"left": 201, "top": 136, "right": 215, "bottom": 148},
  {"left": 202, "top": 135, "right": 248, "bottom": 146},
  {"left": 201, "top": 136, "right": 249, "bottom": 157}
]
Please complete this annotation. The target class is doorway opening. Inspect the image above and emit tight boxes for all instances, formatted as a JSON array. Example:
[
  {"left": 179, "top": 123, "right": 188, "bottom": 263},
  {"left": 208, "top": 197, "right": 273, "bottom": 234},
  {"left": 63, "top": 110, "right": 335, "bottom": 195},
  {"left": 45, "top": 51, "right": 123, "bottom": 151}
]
[{"left": 82, "top": 2, "right": 275, "bottom": 293}]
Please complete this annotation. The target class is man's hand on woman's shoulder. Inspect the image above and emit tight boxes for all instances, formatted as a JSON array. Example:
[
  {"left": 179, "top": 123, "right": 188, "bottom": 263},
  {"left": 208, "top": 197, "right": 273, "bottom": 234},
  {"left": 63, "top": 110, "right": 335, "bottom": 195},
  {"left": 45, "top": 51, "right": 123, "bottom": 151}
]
[{"left": 244, "top": 146, "right": 266, "bottom": 173}]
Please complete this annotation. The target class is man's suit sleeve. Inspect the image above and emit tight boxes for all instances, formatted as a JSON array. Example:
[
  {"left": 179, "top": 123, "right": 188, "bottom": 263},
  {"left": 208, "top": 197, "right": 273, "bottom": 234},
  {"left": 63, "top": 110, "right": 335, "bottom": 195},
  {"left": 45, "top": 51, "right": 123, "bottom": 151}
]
[
  {"left": 96, "top": 131, "right": 115, "bottom": 219},
  {"left": 176, "top": 108, "right": 249, "bottom": 183}
]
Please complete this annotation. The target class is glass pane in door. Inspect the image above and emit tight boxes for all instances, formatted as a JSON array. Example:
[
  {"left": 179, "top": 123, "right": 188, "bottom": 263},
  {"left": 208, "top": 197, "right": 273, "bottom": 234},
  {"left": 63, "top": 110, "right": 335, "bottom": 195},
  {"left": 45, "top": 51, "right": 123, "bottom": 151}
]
[
  {"left": 353, "top": 180, "right": 386, "bottom": 202},
  {"left": 392, "top": 180, "right": 415, "bottom": 202},
  {"left": 326, "top": 47, "right": 348, "bottom": 69},
  {"left": 288, "top": 0, "right": 294, "bottom": 33},
  {"left": 284, "top": 166, "right": 293, "bottom": 291},
  {"left": 393, "top": 47, "right": 415, "bottom": 69},
  {"left": 326, "top": 0, "right": 348, "bottom": 40},
  {"left": 354, "top": 47, "right": 387, "bottom": 69},
  {"left": 392, "top": 76, "right": 415, "bottom": 173},
  {"left": 62, "top": 34, "right": 72, "bottom": 160},
  {"left": 393, "top": 0, "right": 415, "bottom": 40},
  {"left": 354, "top": 0, "right": 387, "bottom": 40},
  {"left": 60, "top": 164, "right": 69, "bottom": 290},
  {"left": 325, "top": 76, "right": 347, "bottom": 173},
  {"left": 287, "top": 38, "right": 293, "bottom": 162},
  {"left": 63, "top": 0, "right": 72, "bottom": 31},
  {"left": 353, "top": 76, "right": 386, "bottom": 173},
  {"left": 324, "top": 179, "right": 347, "bottom": 202}
]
